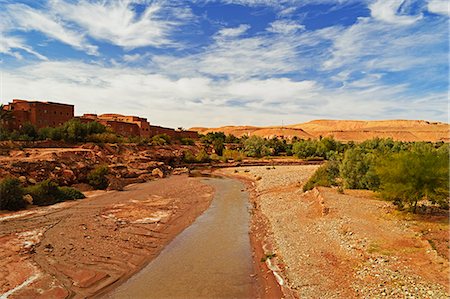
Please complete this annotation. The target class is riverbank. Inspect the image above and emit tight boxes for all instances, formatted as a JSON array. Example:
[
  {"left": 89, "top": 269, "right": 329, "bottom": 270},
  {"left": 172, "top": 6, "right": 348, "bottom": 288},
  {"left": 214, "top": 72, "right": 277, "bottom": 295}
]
[
  {"left": 0, "top": 175, "right": 214, "bottom": 298},
  {"left": 218, "top": 165, "right": 450, "bottom": 298}
]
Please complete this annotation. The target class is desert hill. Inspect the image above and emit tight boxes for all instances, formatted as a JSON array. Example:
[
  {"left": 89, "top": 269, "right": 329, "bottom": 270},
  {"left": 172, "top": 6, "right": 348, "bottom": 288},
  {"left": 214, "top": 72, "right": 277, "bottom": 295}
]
[{"left": 191, "top": 119, "right": 450, "bottom": 142}]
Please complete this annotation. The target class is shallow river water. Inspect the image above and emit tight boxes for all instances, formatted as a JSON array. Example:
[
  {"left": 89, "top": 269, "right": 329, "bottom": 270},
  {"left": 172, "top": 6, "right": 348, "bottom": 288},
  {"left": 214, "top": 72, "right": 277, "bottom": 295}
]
[{"left": 108, "top": 177, "right": 254, "bottom": 299}]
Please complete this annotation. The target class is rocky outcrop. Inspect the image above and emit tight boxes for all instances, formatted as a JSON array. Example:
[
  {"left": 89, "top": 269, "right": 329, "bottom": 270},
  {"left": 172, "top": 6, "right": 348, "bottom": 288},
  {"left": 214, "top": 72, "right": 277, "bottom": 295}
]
[{"left": 0, "top": 143, "right": 199, "bottom": 189}]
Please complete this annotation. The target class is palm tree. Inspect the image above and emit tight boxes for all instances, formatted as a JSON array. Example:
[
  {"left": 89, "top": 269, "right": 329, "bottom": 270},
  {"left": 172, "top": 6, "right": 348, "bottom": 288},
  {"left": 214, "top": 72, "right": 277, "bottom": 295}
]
[{"left": 0, "top": 104, "right": 13, "bottom": 128}]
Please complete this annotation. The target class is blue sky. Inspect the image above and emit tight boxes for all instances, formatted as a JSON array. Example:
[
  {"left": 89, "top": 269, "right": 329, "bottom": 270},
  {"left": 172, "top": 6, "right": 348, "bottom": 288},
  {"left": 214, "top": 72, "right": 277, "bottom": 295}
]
[{"left": 0, "top": 0, "right": 448, "bottom": 127}]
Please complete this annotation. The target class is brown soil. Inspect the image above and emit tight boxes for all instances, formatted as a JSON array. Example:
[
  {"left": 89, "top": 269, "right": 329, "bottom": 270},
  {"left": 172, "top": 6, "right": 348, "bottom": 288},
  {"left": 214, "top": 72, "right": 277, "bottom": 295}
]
[
  {"left": 0, "top": 175, "right": 214, "bottom": 298},
  {"left": 191, "top": 119, "right": 450, "bottom": 142},
  {"left": 219, "top": 166, "right": 449, "bottom": 298}
]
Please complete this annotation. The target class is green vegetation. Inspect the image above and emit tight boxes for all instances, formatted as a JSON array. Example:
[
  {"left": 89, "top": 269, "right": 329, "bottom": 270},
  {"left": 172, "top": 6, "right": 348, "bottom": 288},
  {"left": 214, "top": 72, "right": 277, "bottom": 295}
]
[
  {"left": 0, "top": 177, "right": 86, "bottom": 210},
  {"left": 301, "top": 138, "right": 449, "bottom": 213},
  {"left": 180, "top": 137, "right": 195, "bottom": 145},
  {"left": 151, "top": 134, "right": 171, "bottom": 145},
  {"left": 87, "top": 165, "right": 109, "bottom": 190},
  {"left": 0, "top": 119, "right": 109, "bottom": 142},
  {"left": 243, "top": 136, "right": 270, "bottom": 158},
  {"left": 376, "top": 145, "right": 449, "bottom": 212},
  {"left": 303, "top": 160, "right": 340, "bottom": 192},
  {"left": 24, "top": 180, "right": 84, "bottom": 206},
  {"left": 58, "top": 186, "right": 86, "bottom": 201},
  {"left": 261, "top": 252, "right": 277, "bottom": 262},
  {"left": 0, "top": 177, "right": 26, "bottom": 211}
]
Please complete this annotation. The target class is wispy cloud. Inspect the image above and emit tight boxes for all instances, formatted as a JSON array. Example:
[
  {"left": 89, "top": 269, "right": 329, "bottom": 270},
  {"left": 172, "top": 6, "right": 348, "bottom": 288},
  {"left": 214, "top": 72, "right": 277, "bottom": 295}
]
[
  {"left": 369, "top": 0, "right": 423, "bottom": 25},
  {"left": 49, "top": 0, "right": 193, "bottom": 49},
  {"left": 4, "top": 3, "right": 98, "bottom": 55},
  {"left": 216, "top": 24, "right": 251, "bottom": 38},
  {"left": 267, "top": 20, "right": 305, "bottom": 34}
]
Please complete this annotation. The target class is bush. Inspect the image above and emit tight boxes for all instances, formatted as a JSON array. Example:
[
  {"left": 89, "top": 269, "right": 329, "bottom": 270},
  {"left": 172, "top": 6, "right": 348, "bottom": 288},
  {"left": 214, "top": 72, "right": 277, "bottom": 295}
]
[
  {"left": 151, "top": 134, "right": 171, "bottom": 145},
  {"left": 58, "top": 187, "right": 86, "bottom": 200},
  {"left": 0, "top": 177, "right": 26, "bottom": 211},
  {"left": 222, "top": 149, "right": 245, "bottom": 161},
  {"left": 195, "top": 149, "right": 210, "bottom": 163},
  {"left": 87, "top": 132, "right": 122, "bottom": 144},
  {"left": 303, "top": 161, "right": 340, "bottom": 192},
  {"left": 24, "top": 180, "right": 86, "bottom": 206},
  {"left": 87, "top": 165, "right": 109, "bottom": 190},
  {"left": 25, "top": 180, "right": 63, "bottom": 206},
  {"left": 180, "top": 138, "right": 195, "bottom": 145},
  {"left": 183, "top": 150, "right": 197, "bottom": 163}
]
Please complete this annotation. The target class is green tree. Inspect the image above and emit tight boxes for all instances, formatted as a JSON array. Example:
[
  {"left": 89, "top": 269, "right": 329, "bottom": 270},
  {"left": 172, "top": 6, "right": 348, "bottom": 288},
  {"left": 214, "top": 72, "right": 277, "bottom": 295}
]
[
  {"left": 243, "top": 136, "right": 270, "bottom": 158},
  {"left": 375, "top": 148, "right": 449, "bottom": 212},
  {"left": 212, "top": 139, "right": 224, "bottom": 156},
  {"left": 19, "top": 122, "right": 39, "bottom": 140},
  {"left": 292, "top": 139, "right": 317, "bottom": 158},
  {"left": 340, "top": 147, "right": 379, "bottom": 189}
]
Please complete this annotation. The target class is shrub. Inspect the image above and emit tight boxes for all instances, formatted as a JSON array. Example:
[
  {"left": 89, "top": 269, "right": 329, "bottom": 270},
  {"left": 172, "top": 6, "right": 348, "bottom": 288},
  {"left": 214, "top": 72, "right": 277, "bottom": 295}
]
[
  {"left": 303, "top": 161, "right": 340, "bottom": 192},
  {"left": 183, "top": 150, "right": 197, "bottom": 163},
  {"left": 151, "top": 134, "right": 171, "bottom": 145},
  {"left": 87, "top": 132, "right": 122, "bottom": 144},
  {"left": 24, "top": 180, "right": 86, "bottom": 206},
  {"left": 223, "top": 149, "right": 245, "bottom": 161},
  {"left": 195, "top": 149, "right": 210, "bottom": 163},
  {"left": 25, "top": 180, "right": 63, "bottom": 206},
  {"left": 180, "top": 138, "right": 195, "bottom": 145},
  {"left": 87, "top": 165, "right": 109, "bottom": 190},
  {"left": 58, "top": 187, "right": 86, "bottom": 200},
  {"left": 0, "top": 177, "right": 26, "bottom": 211}
]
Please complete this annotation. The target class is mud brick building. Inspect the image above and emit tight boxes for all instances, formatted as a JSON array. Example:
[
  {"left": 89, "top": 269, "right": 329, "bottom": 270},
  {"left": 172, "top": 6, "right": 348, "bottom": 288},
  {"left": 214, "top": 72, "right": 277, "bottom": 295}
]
[
  {"left": 79, "top": 114, "right": 141, "bottom": 137},
  {"left": 2, "top": 99, "right": 74, "bottom": 130},
  {"left": 81, "top": 114, "right": 198, "bottom": 139},
  {"left": 2, "top": 99, "right": 197, "bottom": 139},
  {"left": 149, "top": 125, "right": 198, "bottom": 139},
  {"left": 97, "top": 114, "right": 151, "bottom": 137}
]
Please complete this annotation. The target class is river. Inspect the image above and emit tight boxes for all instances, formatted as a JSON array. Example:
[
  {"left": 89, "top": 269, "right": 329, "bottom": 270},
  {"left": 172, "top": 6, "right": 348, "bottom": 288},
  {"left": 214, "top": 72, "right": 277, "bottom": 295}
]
[{"left": 108, "top": 177, "right": 254, "bottom": 298}]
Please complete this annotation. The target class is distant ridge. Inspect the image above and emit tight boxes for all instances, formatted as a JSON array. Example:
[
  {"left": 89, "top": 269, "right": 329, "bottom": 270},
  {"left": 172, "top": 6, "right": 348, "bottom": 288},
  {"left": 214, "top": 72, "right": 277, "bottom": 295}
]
[{"left": 190, "top": 119, "right": 450, "bottom": 142}]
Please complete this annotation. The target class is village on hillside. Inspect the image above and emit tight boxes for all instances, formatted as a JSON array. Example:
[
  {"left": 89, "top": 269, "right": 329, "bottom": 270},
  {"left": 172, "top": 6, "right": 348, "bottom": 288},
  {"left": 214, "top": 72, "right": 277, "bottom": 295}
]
[{"left": 1, "top": 99, "right": 198, "bottom": 140}]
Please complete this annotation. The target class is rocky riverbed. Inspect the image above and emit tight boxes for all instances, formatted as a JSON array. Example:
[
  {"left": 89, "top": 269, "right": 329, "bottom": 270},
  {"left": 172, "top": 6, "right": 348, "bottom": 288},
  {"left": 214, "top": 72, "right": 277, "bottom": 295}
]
[{"left": 220, "top": 165, "right": 449, "bottom": 298}]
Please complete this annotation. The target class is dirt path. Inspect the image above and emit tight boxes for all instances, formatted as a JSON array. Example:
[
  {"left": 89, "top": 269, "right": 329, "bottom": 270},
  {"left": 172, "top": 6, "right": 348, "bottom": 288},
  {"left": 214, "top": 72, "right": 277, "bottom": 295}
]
[
  {"left": 0, "top": 175, "right": 214, "bottom": 298},
  {"left": 219, "top": 165, "right": 449, "bottom": 298}
]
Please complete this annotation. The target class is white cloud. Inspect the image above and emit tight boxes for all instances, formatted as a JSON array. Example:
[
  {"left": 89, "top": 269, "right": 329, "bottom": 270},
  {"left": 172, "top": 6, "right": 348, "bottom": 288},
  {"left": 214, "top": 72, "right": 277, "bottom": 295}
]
[
  {"left": 5, "top": 3, "right": 98, "bottom": 55},
  {"left": 49, "top": 0, "right": 193, "bottom": 49},
  {"left": 267, "top": 20, "right": 305, "bottom": 34},
  {"left": 427, "top": 0, "right": 449, "bottom": 16},
  {"left": 369, "top": 0, "right": 423, "bottom": 25},
  {"left": 152, "top": 24, "right": 338, "bottom": 79},
  {"left": 216, "top": 24, "right": 251, "bottom": 38},
  {"left": 0, "top": 34, "right": 48, "bottom": 60},
  {"left": 2, "top": 60, "right": 446, "bottom": 128},
  {"left": 322, "top": 17, "right": 446, "bottom": 72}
]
